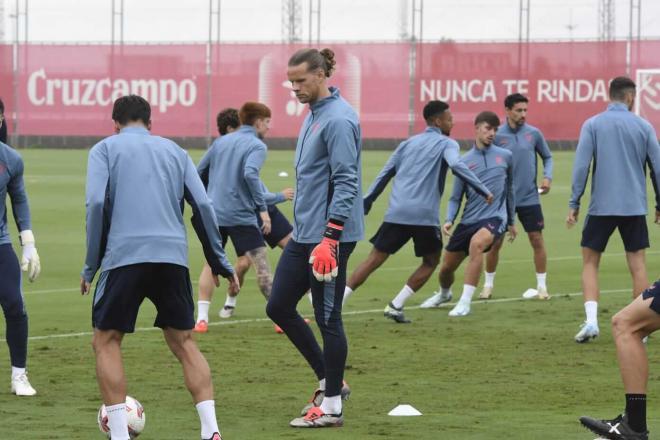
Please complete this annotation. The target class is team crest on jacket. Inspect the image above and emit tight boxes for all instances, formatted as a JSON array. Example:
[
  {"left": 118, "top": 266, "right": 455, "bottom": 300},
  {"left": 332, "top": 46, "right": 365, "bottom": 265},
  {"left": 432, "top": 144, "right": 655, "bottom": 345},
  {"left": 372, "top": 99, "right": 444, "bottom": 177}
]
[
  {"left": 311, "top": 122, "right": 322, "bottom": 133},
  {"left": 495, "top": 156, "right": 504, "bottom": 165},
  {"left": 525, "top": 133, "right": 534, "bottom": 142},
  {"left": 498, "top": 137, "right": 508, "bottom": 145},
  {"left": 0, "top": 162, "right": 6, "bottom": 175},
  {"left": 468, "top": 162, "right": 478, "bottom": 170}
]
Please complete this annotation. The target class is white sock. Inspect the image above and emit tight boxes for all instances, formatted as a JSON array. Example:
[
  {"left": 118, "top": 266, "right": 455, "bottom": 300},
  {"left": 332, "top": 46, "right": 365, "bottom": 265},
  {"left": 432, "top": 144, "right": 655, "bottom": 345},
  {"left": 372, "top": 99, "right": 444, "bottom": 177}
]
[
  {"left": 484, "top": 272, "right": 496, "bottom": 288},
  {"left": 318, "top": 378, "right": 326, "bottom": 391},
  {"left": 391, "top": 285, "right": 415, "bottom": 309},
  {"left": 441, "top": 287, "right": 451, "bottom": 296},
  {"left": 11, "top": 366, "right": 25, "bottom": 379},
  {"left": 196, "top": 400, "right": 220, "bottom": 439},
  {"left": 459, "top": 285, "right": 476, "bottom": 304},
  {"left": 585, "top": 301, "right": 598, "bottom": 325},
  {"left": 224, "top": 295, "right": 237, "bottom": 308},
  {"left": 536, "top": 273, "right": 547, "bottom": 290},
  {"left": 320, "top": 395, "right": 342, "bottom": 415},
  {"left": 106, "top": 403, "right": 130, "bottom": 440},
  {"left": 197, "top": 301, "right": 210, "bottom": 323},
  {"left": 343, "top": 286, "right": 353, "bottom": 304}
]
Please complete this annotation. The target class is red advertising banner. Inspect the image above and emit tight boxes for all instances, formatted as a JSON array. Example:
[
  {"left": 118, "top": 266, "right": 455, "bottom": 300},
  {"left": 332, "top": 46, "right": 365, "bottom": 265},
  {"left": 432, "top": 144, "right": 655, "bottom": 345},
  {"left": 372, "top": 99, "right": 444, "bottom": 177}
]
[
  {"left": 633, "top": 41, "right": 660, "bottom": 132},
  {"left": 0, "top": 45, "right": 13, "bottom": 132},
  {"left": 16, "top": 44, "right": 207, "bottom": 137},
  {"left": 414, "top": 41, "right": 628, "bottom": 139},
  {"left": 6, "top": 42, "right": 660, "bottom": 141},
  {"left": 210, "top": 43, "right": 410, "bottom": 139}
]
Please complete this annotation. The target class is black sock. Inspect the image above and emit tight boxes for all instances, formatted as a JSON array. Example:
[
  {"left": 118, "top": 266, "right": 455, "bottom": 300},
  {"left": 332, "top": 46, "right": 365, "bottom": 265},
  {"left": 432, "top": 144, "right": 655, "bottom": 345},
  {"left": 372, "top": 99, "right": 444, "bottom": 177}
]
[{"left": 625, "top": 394, "right": 647, "bottom": 433}]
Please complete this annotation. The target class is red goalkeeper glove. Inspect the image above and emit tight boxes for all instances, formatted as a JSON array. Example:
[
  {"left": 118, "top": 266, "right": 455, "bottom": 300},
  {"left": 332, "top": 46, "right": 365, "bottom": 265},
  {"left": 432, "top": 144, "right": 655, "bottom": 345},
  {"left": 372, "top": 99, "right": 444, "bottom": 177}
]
[{"left": 309, "top": 221, "right": 343, "bottom": 282}]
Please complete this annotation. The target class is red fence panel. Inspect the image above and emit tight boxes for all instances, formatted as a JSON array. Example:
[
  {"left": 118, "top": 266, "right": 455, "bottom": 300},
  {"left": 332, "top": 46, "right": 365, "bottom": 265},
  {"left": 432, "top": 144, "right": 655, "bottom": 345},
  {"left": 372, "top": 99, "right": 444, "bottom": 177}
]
[
  {"left": 6, "top": 41, "right": 660, "bottom": 141},
  {"left": 16, "top": 44, "right": 207, "bottom": 137},
  {"left": 414, "top": 41, "right": 628, "bottom": 140},
  {"left": 633, "top": 41, "right": 660, "bottom": 132},
  {"left": 211, "top": 43, "right": 410, "bottom": 139},
  {"left": 0, "top": 44, "right": 13, "bottom": 132}
]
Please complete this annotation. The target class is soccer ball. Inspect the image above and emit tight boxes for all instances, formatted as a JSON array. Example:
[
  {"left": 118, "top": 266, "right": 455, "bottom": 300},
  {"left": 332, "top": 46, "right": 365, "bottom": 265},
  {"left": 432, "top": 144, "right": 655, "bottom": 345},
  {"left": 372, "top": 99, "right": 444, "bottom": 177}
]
[{"left": 98, "top": 396, "right": 146, "bottom": 439}]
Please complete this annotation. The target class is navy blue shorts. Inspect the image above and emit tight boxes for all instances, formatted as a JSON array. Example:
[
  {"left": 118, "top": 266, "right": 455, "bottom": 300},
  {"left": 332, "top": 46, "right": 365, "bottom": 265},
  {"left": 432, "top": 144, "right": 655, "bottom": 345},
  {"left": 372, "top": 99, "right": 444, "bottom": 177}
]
[
  {"left": 370, "top": 222, "right": 442, "bottom": 257},
  {"left": 581, "top": 215, "right": 649, "bottom": 253},
  {"left": 445, "top": 217, "right": 503, "bottom": 255},
  {"left": 92, "top": 263, "right": 194, "bottom": 333},
  {"left": 643, "top": 281, "right": 660, "bottom": 314},
  {"left": 256, "top": 205, "right": 293, "bottom": 249},
  {"left": 516, "top": 204, "right": 544, "bottom": 232},
  {"left": 219, "top": 225, "right": 265, "bottom": 256}
]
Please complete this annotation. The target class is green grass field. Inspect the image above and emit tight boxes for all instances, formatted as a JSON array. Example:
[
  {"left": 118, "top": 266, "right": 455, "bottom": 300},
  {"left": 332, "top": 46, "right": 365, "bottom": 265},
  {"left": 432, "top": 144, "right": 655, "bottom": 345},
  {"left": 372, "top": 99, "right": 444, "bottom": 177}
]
[{"left": 1, "top": 149, "right": 659, "bottom": 439}]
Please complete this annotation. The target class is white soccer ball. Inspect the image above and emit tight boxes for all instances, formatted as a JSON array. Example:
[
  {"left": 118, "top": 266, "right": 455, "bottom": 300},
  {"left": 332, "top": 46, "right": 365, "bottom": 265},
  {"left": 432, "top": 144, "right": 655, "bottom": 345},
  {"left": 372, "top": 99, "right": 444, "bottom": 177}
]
[{"left": 98, "top": 396, "right": 146, "bottom": 439}]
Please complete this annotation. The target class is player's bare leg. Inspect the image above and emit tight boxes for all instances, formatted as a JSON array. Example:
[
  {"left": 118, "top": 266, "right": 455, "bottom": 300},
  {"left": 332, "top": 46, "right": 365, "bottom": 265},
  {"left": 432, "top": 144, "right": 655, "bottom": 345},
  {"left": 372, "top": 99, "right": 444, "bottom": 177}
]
[
  {"left": 384, "top": 252, "right": 441, "bottom": 323},
  {"left": 625, "top": 250, "right": 649, "bottom": 299},
  {"left": 407, "top": 252, "right": 440, "bottom": 291},
  {"left": 216, "top": 257, "right": 250, "bottom": 320},
  {"left": 481, "top": 237, "right": 503, "bottom": 299},
  {"left": 448, "top": 229, "right": 494, "bottom": 317},
  {"left": 344, "top": 248, "right": 389, "bottom": 304},
  {"left": 194, "top": 264, "right": 217, "bottom": 332},
  {"left": 93, "top": 329, "right": 131, "bottom": 440},
  {"left": 347, "top": 248, "right": 389, "bottom": 291},
  {"left": 528, "top": 231, "right": 549, "bottom": 299},
  {"left": 575, "top": 247, "right": 602, "bottom": 342},
  {"left": 245, "top": 247, "right": 272, "bottom": 300},
  {"left": 163, "top": 328, "right": 220, "bottom": 439},
  {"left": 92, "top": 329, "right": 126, "bottom": 405},
  {"left": 439, "top": 250, "right": 467, "bottom": 296},
  {"left": 579, "top": 292, "right": 660, "bottom": 438}
]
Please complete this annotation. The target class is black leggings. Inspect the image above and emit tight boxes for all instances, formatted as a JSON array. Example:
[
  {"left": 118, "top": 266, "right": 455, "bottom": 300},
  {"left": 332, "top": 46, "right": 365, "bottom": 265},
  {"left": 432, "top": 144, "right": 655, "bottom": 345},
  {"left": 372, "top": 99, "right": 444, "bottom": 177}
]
[
  {"left": 266, "top": 240, "right": 355, "bottom": 397},
  {"left": 0, "top": 244, "right": 28, "bottom": 368}
]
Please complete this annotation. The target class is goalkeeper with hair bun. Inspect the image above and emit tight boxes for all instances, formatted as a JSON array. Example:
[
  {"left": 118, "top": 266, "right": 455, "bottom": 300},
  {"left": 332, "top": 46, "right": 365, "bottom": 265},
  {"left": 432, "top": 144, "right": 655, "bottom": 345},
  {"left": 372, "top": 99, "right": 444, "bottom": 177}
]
[{"left": 266, "top": 47, "right": 363, "bottom": 428}]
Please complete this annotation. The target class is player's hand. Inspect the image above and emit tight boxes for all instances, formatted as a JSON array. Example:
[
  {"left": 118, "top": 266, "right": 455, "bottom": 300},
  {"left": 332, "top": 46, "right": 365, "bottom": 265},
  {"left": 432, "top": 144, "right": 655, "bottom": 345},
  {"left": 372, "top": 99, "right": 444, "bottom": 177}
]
[
  {"left": 539, "top": 178, "right": 551, "bottom": 195},
  {"left": 80, "top": 277, "right": 91, "bottom": 295},
  {"left": 655, "top": 209, "right": 660, "bottom": 225},
  {"left": 259, "top": 211, "right": 271, "bottom": 235},
  {"left": 224, "top": 272, "right": 240, "bottom": 294},
  {"left": 281, "top": 188, "right": 295, "bottom": 201},
  {"left": 507, "top": 225, "right": 518, "bottom": 243},
  {"left": 442, "top": 222, "right": 453, "bottom": 237},
  {"left": 484, "top": 193, "right": 494, "bottom": 205},
  {"left": 19, "top": 230, "right": 40, "bottom": 282},
  {"left": 566, "top": 208, "right": 579, "bottom": 229},
  {"left": 309, "top": 222, "right": 342, "bottom": 282}
]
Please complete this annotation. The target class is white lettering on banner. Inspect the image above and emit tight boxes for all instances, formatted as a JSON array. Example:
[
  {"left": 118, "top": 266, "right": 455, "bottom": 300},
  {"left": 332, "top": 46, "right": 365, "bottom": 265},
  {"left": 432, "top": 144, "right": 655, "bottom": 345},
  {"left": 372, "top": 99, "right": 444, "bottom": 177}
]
[
  {"left": 536, "top": 79, "right": 608, "bottom": 103},
  {"left": 420, "top": 78, "right": 609, "bottom": 104},
  {"left": 26, "top": 70, "right": 198, "bottom": 112},
  {"left": 420, "top": 79, "right": 497, "bottom": 103},
  {"left": 27, "top": 69, "right": 46, "bottom": 105}
]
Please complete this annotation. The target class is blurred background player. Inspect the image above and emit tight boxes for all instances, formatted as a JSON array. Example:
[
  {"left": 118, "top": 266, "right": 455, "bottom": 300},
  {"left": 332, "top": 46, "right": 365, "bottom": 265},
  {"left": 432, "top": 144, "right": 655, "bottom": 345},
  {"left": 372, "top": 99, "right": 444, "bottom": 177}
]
[
  {"left": 423, "top": 111, "right": 516, "bottom": 317},
  {"left": 568, "top": 76, "right": 660, "bottom": 343},
  {"left": 0, "top": 98, "right": 7, "bottom": 144},
  {"left": 195, "top": 102, "right": 274, "bottom": 333},
  {"left": 481, "top": 93, "right": 553, "bottom": 300},
  {"left": 579, "top": 280, "right": 660, "bottom": 440},
  {"left": 193, "top": 108, "right": 294, "bottom": 331},
  {"left": 266, "top": 48, "right": 362, "bottom": 428},
  {"left": 341, "top": 101, "right": 492, "bottom": 324},
  {"left": 81, "top": 95, "right": 237, "bottom": 440},
  {"left": 0, "top": 127, "right": 41, "bottom": 397}
]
